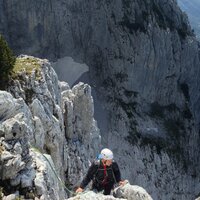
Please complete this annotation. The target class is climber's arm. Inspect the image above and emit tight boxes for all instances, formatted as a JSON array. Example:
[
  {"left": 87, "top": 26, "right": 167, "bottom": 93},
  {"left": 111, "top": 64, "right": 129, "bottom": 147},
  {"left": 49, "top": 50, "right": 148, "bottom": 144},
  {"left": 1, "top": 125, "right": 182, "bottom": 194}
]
[{"left": 76, "top": 162, "right": 98, "bottom": 193}]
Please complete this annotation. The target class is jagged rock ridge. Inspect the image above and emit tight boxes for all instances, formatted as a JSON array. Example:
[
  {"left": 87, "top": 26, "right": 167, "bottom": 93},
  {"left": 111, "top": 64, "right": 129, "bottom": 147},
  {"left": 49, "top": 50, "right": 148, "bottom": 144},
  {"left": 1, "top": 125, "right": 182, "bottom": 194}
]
[
  {"left": 0, "top": 55, "right": 152, "bottom": 200},
  {"left": 0, "top": 55, "right": 101, "bottom": 199}
]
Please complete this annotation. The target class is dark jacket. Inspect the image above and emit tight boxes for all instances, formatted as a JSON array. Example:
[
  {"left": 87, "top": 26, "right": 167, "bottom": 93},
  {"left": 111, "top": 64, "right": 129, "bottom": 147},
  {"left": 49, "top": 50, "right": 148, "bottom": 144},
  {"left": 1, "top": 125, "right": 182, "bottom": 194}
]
[{"left": 80, "top": 159, "right": 121, "bottom": 189}]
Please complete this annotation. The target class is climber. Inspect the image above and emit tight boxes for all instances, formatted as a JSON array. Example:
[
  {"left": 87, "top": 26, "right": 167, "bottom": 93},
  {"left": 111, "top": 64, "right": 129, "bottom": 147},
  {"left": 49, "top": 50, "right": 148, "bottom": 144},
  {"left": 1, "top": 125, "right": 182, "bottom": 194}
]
[{"left": 75, "top": 148, "right": 126, "bottom": 195}]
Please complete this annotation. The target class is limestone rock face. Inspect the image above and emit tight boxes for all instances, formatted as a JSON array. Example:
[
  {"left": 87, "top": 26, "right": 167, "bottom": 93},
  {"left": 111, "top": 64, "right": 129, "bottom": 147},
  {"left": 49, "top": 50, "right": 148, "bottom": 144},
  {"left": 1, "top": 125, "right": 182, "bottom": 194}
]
[
  {"left": 68, "top": 192, "right": 125, "bottom": 200},
  {"left": 0, "top": 56, "right": 101, "bottom": 199},
  {"left": 114, "top": 182, "right": 153, "bottom": 200},
  {"left": 0, "top": 0, "right": 200, "bottom": 199},
  {"left": 0, "top": 56, "right": 152, "bottom": 200}
]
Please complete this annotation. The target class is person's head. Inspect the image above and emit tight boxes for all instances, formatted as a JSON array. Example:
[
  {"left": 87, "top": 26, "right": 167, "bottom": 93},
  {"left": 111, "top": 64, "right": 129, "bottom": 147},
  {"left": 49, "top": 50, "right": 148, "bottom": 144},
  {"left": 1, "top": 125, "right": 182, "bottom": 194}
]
[{"left": 100, "top": 148, "right": 113, "bottom": 166}]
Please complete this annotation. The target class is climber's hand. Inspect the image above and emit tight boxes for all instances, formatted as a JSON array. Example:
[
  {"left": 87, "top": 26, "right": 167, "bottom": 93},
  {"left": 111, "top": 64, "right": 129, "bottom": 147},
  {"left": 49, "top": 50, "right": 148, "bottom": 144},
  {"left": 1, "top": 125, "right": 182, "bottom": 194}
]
[
  {"left": 76, "top": 187, "right": 83, "bottom": 193},
  {"left": 119, "top": 180, "right": 126, "bottom": 187}
]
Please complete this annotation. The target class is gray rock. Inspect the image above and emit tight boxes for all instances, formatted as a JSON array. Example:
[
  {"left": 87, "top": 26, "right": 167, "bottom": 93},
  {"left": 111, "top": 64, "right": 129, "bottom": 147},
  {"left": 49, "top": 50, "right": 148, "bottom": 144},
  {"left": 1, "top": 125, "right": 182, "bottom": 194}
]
[
  {"left": 1, "top": 0, "right": 200, "bottom": 197},
  {"left": 3, "top": 118, "right": 26, "bottom": 140},
  {"left": 10, "top": 174, "right": 21, "bottom": 186},
  {"left": 0, "top": 151, "right": 14, "bottom": 161},
  {"left": 13, "top": 142, "right": 23, "bottom": 155},
  {"left": 2, "top": 141, "right": 12, "bottom": 151},
  {"left": 32, "top": 116, "right": 45, "bottom": 150},
  {"left": 3, "top": 193, "right": 18, "bottom": 200},
  {"left": 34, "top": 173, "right": 47, "bottom": 196},
  {"left": 59, "top": 81, "right": 71, "bottom": 92},
  {"left": 68, "top": 191, "right": 125, "bottom": 200},
  {"left": 1, "top": 154, "right": 25, "bottom": 180},
  {"left": 67, "top": 183, "right": 153, "bottom": 200},
  {"left": 0, "top": 92, "right": 17, "bottom": 121},
  {"left": 21, "top": 168, "right": 36, "bottom": 188},
  {"left": 32, "top": 150, "right": 62, "bottom": 199},
  {"left": 114, "top": 181, "right": 153, "bottom": 200}
]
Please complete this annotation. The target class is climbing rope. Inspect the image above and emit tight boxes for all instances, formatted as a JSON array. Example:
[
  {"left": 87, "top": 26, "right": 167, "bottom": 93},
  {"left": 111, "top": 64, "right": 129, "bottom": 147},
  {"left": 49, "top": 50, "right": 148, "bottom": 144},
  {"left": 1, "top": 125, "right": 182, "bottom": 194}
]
[
  {"left": 29, "top": 144, "right": 122, "bottom": 197},
  {"left": 29, "top": 144, "right": 75, "bottom": 196}
]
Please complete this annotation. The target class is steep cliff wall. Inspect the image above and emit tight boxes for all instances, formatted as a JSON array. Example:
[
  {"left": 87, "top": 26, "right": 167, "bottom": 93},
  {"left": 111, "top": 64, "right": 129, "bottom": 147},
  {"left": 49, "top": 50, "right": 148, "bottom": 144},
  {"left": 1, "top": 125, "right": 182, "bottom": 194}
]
[
  {"left": 0, "top": 55, "right": 101, "bottom": 199},
  {"left": 0, "top": 56, "right": 153, "bottom": 200},
  {"left": 0, "top": 0, "right": 200, "bottom": 199}
]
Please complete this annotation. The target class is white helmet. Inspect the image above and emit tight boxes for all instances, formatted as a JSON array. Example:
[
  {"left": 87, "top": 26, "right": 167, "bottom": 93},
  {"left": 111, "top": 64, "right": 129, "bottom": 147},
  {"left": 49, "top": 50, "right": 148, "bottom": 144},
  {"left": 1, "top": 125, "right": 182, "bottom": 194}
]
[{"left": 100, "top": 148, "right": 113, "bottom": 160}]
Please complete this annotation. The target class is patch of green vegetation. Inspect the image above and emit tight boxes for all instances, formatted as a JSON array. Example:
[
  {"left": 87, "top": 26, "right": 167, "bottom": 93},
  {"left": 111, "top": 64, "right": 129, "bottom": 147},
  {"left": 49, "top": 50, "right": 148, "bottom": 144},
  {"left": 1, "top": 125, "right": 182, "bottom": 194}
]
[
  {"left": 0, "top": 35, "right": 16, "bottom": 89},
  {"left": 0, "top": 181, "right": 36, "bottom": 199},
  {"left": 25, "top": 191, "right": 35, "bottom": 199},
  {"left": 15, "top": 197, "right": 23, "bottom": 200},
  {"left": 19, "top": 188, "right": 36, "bottom": 199},
  {"left": 0, "top": 187, "right": 3, "bottom": 199},
  {"left": 11, "top": 57, "right": 41, "bottom": 79}
]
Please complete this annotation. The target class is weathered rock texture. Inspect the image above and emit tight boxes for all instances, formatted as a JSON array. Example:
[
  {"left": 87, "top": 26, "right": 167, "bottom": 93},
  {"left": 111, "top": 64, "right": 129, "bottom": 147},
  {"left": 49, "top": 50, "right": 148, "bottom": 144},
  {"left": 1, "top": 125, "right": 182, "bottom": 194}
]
[
  {"left": 0, "top": 0, "right": 200, "bottom": 199},
  {"left": 114, "top": 182, "right": 153, "bottom": 200},
  {"left": 68, "top": 182, "right": 152, "bottom": 200},
  {"left": 0, "top": 56, "right": 153, "bottom": 200},
  {"left": 0, "top": 56, "right": 101, "bottom": 199}
]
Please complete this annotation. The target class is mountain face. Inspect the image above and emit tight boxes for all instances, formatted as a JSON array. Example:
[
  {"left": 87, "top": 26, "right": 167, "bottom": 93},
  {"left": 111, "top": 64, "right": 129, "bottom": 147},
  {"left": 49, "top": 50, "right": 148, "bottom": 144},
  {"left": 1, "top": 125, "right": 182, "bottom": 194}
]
[
  {"left": 0, "top": 0, "right": 200, "bottom": 199},
  {"left": 177, "top": 0, "right": 200, "bottom": 39},
  {"left": 0, "top": 55, "right": 152, "bottom": 200}
]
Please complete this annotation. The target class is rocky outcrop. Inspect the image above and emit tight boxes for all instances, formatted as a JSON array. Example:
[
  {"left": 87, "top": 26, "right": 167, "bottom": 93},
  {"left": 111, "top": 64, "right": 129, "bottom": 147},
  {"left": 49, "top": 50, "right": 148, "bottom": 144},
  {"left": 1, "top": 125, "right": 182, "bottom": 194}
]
[
  {"left": 68, "top": 181, "right": 153, "bottom": 200},
  {"left": 0, "top": 55, "right": 101, "bottom": 199},
  {"left": 113, "top": 182, "right": 153, "bottom": 200},
  {"left": 0, "top": 56, "right": 153, "bottom": 200},
  {"left": 69, "top": 192, "right": 125, "bottom": 200}
]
